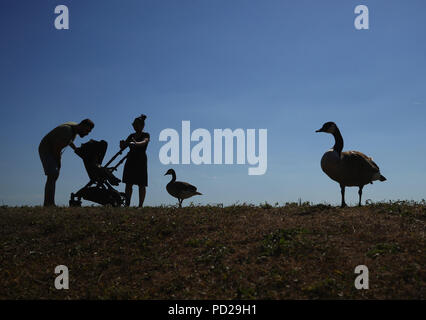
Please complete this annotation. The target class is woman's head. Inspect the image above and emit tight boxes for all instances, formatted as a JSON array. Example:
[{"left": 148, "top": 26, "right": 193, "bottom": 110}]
[{"left": 132, "top": 114, "right": 147, "bottom": 132}]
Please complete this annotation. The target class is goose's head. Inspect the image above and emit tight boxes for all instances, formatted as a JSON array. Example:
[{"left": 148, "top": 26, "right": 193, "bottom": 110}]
[
  {"left": 164, "top": 169, "right": 176, "bottom": 176},
  {"left": 316, "top": 122, "right": 338, "bottom": 134}
]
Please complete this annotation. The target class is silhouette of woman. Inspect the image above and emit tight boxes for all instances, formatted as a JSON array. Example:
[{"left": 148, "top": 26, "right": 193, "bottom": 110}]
[{"left": 120, "top": 115, "right": 150, "bottom": 207}]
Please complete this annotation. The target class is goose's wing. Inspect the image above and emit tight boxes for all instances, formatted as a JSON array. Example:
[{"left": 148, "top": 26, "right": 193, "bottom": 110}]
[
  {"left": 341, "top": 150, "right": 381, "bottom": 177},
  {"left": 174, "top": 181, "right": 198, "bottom": 192},
  {"left": 173, "top": 181, "right": 201, "bottom": 199},
  {"left": 341, "top": 151, "right": 378, "bottom": 169}
]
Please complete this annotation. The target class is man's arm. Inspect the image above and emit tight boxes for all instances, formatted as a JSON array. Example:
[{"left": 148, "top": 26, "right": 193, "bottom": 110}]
[{"left": 69, "top": 141, "right": 84, "bottom": 158}]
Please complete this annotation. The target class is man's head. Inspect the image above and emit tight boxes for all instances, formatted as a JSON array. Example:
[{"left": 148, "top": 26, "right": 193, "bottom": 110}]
[{"left": 77, "top": 119, "right": 94, "bottom": 137}]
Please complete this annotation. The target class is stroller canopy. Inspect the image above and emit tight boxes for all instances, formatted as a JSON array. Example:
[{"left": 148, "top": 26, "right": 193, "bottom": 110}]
[
  {"left": 78, "top": 139, "right": 120, "bottom": 186},
  {"left": 79, "top": 139, "right": 108, "bottom": 166}
]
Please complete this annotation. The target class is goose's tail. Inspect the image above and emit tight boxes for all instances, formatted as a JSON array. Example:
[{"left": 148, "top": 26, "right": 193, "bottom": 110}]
[
  {"left": 379, "top": 175, "right": 387, "bottom": 182},
  {"left": 195, "top": 192, "right": 202, "bottom": 195}
]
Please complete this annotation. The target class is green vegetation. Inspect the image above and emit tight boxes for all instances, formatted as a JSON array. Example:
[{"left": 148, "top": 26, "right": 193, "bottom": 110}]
[
  {"left": 0, "top": 202, "right": 424, "bottom": 299},
  {"left": 367, "top": 243, "right": 401, "bottom": 259},
  {"left": 262, "top": 228, "right": 310, "bottom": 256}
]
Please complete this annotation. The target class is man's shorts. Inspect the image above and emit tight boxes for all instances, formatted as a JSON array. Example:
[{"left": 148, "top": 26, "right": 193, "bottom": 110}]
[{"left": 39, "top": 152, "right": 60, "bottom": 176}]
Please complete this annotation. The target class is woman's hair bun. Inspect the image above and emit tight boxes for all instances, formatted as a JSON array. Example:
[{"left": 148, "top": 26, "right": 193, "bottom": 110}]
[{"left": 134, "top": 114, "right": 147, "bottom": 124}]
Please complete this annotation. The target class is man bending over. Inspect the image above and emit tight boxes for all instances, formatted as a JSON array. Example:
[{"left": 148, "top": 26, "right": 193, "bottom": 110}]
[{"left": 39, "top": 119, "right": 94, "bottom": 206}]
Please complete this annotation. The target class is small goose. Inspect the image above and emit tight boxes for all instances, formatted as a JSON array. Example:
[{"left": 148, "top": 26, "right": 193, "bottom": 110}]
[
  {"left": 164, "top": 169, "right": 202, "bottom": 207},
  {"left": 316, "top": 122, "right": 386, "bottom": 207}
]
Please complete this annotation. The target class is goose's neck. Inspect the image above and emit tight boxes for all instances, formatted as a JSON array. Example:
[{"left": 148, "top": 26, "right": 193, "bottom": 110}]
[
  {"left": 332, "top": 128, "right": 344, "bottom": 155},
  {"left": 169, "top": 172, "right": 176, "bottom": 183}
]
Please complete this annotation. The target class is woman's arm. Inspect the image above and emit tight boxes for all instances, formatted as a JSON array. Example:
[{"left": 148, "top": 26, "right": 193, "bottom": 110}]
[
  {"left": 120, "top": 134, "right": 134, "bottom": 149},
  {"left": 130, "top": 137, "right": 150, "bottom": 147}
]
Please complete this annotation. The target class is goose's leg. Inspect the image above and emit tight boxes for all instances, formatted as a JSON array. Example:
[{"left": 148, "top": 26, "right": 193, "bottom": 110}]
[
  {"left": 358, "top": 186, "right": 363, "bottom": 207},
  {"left": 340, "top": 184, "right": 347, "bottom": 208},
  {"left": 178, "top": 199, "right": 182, "bottom": 208}
]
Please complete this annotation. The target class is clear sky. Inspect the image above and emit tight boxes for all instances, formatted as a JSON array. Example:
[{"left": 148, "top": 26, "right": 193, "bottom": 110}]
[{"left": 1, "top": 0, "right": 426, "bottom": 207}]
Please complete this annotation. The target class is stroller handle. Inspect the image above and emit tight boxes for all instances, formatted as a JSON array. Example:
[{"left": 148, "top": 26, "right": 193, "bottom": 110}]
[
  {"left": 110, "top": 154, "right": 128, "bottom": 172},
  {"left": 104, "top": 146, "right": 128, "bottom": 168}
]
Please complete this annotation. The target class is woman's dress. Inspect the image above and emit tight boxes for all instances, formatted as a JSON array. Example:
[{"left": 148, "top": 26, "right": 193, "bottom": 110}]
[{"left": 122, "top": 132, "right": 149, "bottom": 186}]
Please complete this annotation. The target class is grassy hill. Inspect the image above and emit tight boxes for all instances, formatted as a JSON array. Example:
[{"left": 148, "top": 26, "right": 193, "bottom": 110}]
[{"left": 0, "top": 202, "right": 424, "bottom": 299}]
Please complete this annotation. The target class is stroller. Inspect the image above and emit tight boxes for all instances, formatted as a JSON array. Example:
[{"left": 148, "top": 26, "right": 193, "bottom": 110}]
[{"left": 69, "top": 139, "right": 128, "bottom": 207}]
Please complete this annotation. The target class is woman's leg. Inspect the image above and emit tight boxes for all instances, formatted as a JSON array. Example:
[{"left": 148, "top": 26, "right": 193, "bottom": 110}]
[
  {"left": 125, "top": 184, "right": 133, "bottom": 206},
  {"left": 138, "top": 186, "right": 146, "bottom": 207}
]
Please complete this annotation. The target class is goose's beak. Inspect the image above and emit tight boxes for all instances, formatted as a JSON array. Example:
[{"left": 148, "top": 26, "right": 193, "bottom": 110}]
[{"left": 316, "top": 128, "right": 323, "bottom": 133}]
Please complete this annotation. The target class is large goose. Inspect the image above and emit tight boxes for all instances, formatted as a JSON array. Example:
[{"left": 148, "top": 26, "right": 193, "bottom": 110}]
[
  {"left": 164, "top": 169, "right": 202, "bottom": 207},
  {"left": 316, "top": 122, "right": 386, "bottom": 207}
]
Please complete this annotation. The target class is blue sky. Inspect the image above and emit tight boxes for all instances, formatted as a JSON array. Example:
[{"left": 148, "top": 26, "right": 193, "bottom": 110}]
[{"left": 1, "top": 0, "right": 425, "bottom": 206}]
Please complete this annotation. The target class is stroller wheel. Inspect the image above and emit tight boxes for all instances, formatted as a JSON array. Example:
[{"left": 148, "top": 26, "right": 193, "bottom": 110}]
[
  {"left": 109, "top": 198, "right": 119, "bottom": 207},
  {"left": 69, "top": 198, "right": 82, "bottom": 207},
  {"left": 120, "top": 192, "right": 127, "bottom": 206}
]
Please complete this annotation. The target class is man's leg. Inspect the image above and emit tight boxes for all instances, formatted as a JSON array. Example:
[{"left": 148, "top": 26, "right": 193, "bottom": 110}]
[
  {"left": 40, "top": 152, "right": 60, "bottom": 207},
  {"left": 44, "top": 174, "right": 58, "bottom": 207}
]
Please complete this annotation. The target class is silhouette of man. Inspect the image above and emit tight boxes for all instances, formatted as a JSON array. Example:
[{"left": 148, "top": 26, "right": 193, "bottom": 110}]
[{"left": 39, "top": 119, "right": 94, "bottom": 206}]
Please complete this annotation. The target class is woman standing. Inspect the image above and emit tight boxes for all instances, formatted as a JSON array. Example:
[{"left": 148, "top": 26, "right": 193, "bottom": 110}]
[{"left": 120, "top": 114, "right": 150, "bottom": 207}]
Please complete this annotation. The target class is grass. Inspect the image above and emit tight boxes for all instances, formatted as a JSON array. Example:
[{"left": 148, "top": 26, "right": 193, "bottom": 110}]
[{"left": 0, "top": 201, "right": 424, "bottom": 299}]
